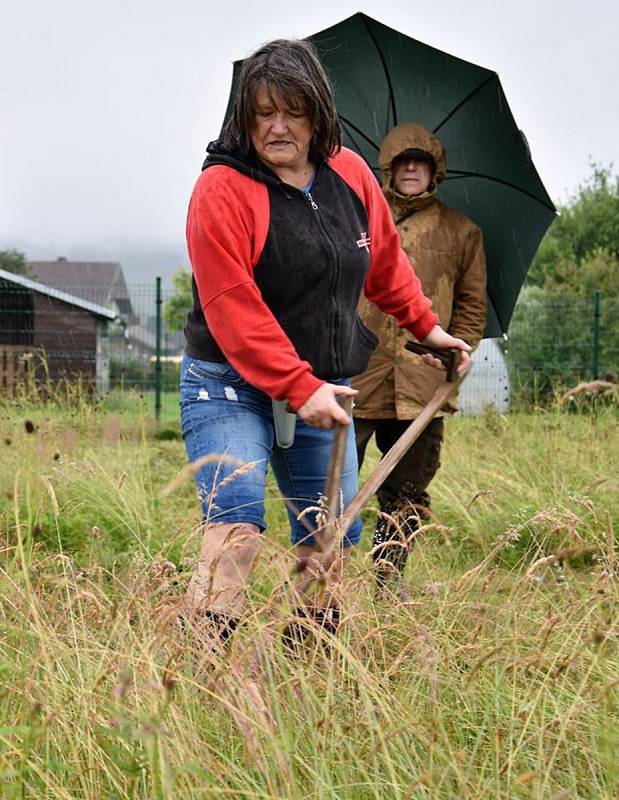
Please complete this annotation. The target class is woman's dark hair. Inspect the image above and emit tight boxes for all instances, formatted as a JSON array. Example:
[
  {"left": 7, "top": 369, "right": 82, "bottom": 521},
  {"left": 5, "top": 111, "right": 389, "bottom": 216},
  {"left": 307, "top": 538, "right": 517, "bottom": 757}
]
[{"left": 222, "top": 39, "right": 341, "bottom": 162}]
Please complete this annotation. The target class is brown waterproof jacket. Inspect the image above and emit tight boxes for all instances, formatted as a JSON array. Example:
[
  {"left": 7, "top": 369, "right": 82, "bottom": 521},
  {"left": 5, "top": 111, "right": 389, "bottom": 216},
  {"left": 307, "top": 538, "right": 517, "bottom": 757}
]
[{"left": 353, "top": 123, "right": 487, "bottom": 418}]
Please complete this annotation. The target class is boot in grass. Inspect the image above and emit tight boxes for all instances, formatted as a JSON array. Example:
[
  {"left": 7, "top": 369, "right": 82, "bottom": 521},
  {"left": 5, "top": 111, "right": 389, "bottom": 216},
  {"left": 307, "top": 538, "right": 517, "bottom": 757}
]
[{"left": 372, "top": 491, "right": 429, "bottom": 600}]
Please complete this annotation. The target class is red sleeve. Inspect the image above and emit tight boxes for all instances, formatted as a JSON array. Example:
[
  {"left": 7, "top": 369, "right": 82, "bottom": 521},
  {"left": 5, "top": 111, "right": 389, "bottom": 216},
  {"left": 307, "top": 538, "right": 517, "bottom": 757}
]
[
  {"left": 186, "top": 166, "right": 323, "bottom": 410},
  {"left": 328, "top": 148, "right": 438, "bottom": 341}
]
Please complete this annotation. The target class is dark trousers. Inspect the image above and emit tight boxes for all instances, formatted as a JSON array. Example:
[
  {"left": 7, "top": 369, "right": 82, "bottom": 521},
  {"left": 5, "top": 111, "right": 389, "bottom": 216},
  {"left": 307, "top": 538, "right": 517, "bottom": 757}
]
[
  {"left": 355, "top": 417, "right": 444, "bottom": 578},
  {"left": 355, "top": 417, "right": 444, "bottom": 509}
]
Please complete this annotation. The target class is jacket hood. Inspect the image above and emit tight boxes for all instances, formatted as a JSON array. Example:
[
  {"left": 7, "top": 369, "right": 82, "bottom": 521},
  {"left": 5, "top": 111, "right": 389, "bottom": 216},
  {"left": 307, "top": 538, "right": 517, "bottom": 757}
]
[
  {"left": 379, "top": 123, "right": 446, "bottom": 214},
  {"left": 202, "top": 139, "right": 283, "bottom": 189}
]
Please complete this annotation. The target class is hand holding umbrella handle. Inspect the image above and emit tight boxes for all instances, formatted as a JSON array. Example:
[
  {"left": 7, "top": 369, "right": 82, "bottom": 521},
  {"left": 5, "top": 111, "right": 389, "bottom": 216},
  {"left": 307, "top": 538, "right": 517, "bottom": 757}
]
[{"left": 404, "top": 341, "right": 462, "bottom": 382}]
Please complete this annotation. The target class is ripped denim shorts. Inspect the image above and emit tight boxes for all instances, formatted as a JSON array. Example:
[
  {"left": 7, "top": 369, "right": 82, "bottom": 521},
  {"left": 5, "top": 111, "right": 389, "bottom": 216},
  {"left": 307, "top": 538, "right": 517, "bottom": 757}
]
[{"left": 179, "top": 355, "right": 362, "bottom": 547}]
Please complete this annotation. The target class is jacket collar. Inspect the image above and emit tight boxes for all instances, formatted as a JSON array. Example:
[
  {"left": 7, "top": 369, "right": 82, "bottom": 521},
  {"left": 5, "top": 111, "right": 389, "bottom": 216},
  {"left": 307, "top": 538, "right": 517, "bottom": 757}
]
[
  {"left": 387, "top": 187, "right": 437, "bottom": 221},
  {"left": 202, "top": 139, "right": 324, "bottom": 194}
]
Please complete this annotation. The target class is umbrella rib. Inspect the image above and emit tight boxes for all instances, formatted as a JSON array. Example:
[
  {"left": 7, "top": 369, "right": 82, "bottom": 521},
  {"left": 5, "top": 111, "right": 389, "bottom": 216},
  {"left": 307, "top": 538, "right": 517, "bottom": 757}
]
[
  {"left": 339, "top": 115, "right": 381, "bottom": 152},
  {"left": 486, "top": 290, "right": 507, "bottom": 337},
  {"left": 444, "top": 171, "right": 557, "bottom": 213},
  {"left": 361, "top": 14, "right": 398, "bottom": 127},
  {"left": 340, "top": 124, "right": 378, "bottom": 174},
  {"left": 433, "top": 74, "right": 497, "bottom": 134}
]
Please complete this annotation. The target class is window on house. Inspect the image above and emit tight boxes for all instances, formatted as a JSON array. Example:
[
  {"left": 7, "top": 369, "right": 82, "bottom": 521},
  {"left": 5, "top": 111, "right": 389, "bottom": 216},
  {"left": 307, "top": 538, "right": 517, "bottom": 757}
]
[{"left": 0, "top": 280, "right": 34, "bottom": 345}]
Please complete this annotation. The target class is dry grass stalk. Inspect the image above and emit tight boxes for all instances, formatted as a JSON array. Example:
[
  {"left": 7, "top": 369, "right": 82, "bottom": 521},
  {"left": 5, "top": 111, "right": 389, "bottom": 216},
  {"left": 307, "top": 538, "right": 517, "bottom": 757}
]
[
  {"left": 161, "top": 453, "right": 247, "bottom": 497},
  {"left": 216, "top": 459, "right": 261, "bottom": 491},
  {"left": 605, "top": 509, "right": 615, "bottom": 576},
  {"left": 41, "top": 475, "right": 59, "bottom": 517},
  {"left": 515, "top": 770, "right": 541, "bottom": 785},
  {"left": 596, "top": 677, "right": 619, "bottom": 703},
  {"left": 539, "top": 614, "right": 560, "bottom": 652},
  {"left": 455, "top": 527, "right": 519, "bottom": 589},
  {"left": 466, "top": 488, "right": 493, "bottom": 509},
  {"left": 464, "top": 642, "right": 512, "bottom": 688},
  {"left": 525, "top": 544, "right": 599, "bottom": 578}
]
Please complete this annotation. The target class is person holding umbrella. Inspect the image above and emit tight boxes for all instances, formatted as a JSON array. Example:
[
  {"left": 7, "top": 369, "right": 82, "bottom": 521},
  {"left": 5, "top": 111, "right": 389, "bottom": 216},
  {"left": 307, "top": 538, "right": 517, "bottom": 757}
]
[
  {"left": 353, "top": 123, "right": 487, "bottom": 595},
  {"left": 181, "top": 41, "right": 471, "bottom": 654}
]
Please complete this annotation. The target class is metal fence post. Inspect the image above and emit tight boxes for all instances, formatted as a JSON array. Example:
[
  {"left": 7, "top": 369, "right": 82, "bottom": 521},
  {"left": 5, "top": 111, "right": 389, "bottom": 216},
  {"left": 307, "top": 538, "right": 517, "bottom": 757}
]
[
  {"left": 155, "top": 276, "right": 162, "bottom": 421},
  {"left": 592, "top": 290, "right": 601, "bottom": 380}
]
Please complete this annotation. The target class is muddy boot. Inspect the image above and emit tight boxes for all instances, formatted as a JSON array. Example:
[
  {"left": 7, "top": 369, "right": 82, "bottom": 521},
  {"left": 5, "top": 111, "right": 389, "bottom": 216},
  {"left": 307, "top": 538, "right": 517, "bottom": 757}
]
[
  {"left": 372, "top": 490, "right": 430, "bottom": 598},
  {"left": 371, "top": 509, "right": 416, "bottom": 597}
]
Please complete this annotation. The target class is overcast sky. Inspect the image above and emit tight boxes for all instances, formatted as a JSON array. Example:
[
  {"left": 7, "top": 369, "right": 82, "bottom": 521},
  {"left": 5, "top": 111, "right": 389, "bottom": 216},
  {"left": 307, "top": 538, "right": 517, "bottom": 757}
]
[{"left": 1, "top": 0, "right": 617, "bottom": 284}]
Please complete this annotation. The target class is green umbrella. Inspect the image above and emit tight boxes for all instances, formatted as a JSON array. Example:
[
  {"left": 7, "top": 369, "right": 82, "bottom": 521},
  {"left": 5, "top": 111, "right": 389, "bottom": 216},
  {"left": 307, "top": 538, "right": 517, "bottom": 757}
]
[{"left": 222, "top": 12, "right": 557, "bottom": 337}]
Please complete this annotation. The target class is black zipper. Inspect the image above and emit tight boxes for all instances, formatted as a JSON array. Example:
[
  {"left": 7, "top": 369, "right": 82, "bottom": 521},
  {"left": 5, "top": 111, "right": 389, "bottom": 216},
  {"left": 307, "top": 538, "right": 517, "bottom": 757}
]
[{"left": 301, "top": 188, "right": 341, "bottom": 376}]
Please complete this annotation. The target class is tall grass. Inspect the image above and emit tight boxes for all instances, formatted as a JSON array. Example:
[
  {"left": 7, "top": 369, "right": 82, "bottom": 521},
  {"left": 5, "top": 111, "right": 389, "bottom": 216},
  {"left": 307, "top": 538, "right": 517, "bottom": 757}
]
[{"left": 0, "top": 395, "right": 617, "bottom": 798}]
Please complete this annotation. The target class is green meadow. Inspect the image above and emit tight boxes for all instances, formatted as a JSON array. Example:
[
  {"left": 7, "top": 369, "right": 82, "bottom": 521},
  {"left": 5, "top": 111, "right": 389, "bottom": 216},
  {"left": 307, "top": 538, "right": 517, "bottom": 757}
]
[{"left": 0, "top": 392, "right": 617, "bottom": 799}]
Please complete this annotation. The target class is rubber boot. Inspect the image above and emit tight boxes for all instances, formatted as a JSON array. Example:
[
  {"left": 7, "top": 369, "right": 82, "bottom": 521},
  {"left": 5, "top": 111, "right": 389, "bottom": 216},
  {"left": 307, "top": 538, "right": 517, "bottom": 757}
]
[{"left": 372, "top": 490, "right": 430, "bottom": 598}]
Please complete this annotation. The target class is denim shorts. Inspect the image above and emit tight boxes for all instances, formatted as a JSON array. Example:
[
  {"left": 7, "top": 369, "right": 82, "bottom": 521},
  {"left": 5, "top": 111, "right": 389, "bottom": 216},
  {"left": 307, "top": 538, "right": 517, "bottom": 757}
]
[{"left": 179, "top": 355, "right": 362, "bottom": 547}]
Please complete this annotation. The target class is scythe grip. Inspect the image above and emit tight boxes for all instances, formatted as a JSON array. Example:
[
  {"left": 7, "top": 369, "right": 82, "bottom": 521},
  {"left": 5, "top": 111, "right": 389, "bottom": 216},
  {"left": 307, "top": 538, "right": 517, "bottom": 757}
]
[{"left": 404, "top": 341, "right": 461, "bottom": 382}]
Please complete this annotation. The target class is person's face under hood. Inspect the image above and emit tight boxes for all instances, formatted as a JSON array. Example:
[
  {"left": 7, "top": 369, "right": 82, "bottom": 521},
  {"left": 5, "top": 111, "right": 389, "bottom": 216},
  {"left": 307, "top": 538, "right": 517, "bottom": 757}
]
[
  {"left": 379, "top": 123, "right": 446, "bottom": 201},
  {"left": 392, "top": 155, "right": 433, "bottom": 196}
]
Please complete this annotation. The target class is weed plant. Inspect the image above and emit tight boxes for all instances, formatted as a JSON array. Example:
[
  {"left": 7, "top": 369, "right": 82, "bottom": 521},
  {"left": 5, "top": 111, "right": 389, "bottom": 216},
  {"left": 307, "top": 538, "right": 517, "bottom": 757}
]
[{"left": 0, "top": 392, "right": 617, "bottom": 798}]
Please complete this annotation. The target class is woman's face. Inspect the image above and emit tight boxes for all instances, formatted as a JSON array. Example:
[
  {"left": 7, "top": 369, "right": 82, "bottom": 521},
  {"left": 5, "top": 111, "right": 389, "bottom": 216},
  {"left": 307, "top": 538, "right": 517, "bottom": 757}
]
[
  {"left": 392, "top": 157, "right": 433, "bottom": 196},
  {"left": 250, "top": 84, "right": 314, "bottom": 172}
]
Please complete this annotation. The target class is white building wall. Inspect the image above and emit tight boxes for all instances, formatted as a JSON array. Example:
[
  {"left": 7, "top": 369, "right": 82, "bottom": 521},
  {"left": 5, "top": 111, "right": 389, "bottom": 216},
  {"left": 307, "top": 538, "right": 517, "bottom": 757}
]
[{"left": 95, "top": 320, "right": 110, "bottom": 394}]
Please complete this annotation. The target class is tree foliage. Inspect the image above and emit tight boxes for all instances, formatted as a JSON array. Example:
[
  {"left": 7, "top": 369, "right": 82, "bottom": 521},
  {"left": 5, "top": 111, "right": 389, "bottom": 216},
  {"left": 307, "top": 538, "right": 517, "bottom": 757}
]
[
  {"left": 0, "top": 249, "right": 32, "bottom": 277},
  {"left": 507, "top": 165, "right": 619, "bottom": 399},
  {"left": 527, "top": 164, "right": 619, "bottom": 297},
  {"left": 162, "top": 268, "right": 192, "bottom": 332}
]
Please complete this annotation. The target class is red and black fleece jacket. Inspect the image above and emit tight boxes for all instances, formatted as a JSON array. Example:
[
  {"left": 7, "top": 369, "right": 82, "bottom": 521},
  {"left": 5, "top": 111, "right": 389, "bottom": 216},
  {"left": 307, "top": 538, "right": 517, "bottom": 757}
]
[{"left": 184, "top": 141, "right": 438, "bottom": 411}]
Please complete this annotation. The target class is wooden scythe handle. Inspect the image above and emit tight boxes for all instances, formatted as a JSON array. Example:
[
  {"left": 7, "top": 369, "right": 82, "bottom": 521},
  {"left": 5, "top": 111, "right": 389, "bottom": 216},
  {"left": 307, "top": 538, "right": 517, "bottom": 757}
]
[
  {"left": 404, "top": 341, "right": 461, "bottom": 381},
  {"left": 299, "top": 350, "right": 468, "bottom": 574},
  {"left": 338, "top": 381, "right": 461, "bottom": 537},
  {"left": 324, "top": 396, "right": 354, "bottom": 520},
  {"left": 311, "top": 395, "right": 354, "bottom": 552},
  {"left": 337, "top": 349, "right": 466, "bottom": 541}
]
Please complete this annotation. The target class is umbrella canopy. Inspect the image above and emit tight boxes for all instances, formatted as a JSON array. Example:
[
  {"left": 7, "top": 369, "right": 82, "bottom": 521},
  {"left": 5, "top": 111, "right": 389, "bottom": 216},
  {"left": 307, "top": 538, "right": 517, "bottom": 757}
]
[{"left": 221, "top": 13, "right": 556, "bottom": 337}]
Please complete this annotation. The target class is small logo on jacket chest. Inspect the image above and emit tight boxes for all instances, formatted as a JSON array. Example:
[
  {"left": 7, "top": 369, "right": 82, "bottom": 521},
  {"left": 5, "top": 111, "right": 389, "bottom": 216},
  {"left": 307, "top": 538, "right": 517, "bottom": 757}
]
[{"left": 356, "top": 232, "right": 371, "bottom": 252}]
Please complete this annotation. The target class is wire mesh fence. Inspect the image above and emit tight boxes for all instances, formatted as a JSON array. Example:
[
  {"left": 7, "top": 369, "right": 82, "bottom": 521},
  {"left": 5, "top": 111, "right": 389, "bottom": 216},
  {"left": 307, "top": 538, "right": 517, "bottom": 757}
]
[
  {"left": 504, "top": 290, "right": 618, "bottom": 405},
  {"left": 0, "top": 277, "right": 183, "bottom": 417},
  {"left": 0, "top": 274, "right": 617, "bottom": 419}
]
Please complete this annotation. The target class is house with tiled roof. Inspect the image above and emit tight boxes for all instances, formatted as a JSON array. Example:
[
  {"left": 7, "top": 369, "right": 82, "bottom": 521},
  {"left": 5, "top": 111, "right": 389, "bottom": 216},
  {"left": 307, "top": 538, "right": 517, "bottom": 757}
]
[
  {"left": 0, "top": 269, "right": 116, "bottom": 396},
  {"left": 27, "top": 257, "right": 185, "bottom": 359},
  {"left": 28, "top": 257, "right": 137, "bottom": 322}
]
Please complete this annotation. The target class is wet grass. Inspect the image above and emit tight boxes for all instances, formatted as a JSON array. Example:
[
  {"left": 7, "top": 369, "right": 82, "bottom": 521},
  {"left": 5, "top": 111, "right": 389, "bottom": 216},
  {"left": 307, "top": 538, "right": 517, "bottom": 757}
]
[{"left": 0, "top": 396, "right": 617, "bottom": 798}]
